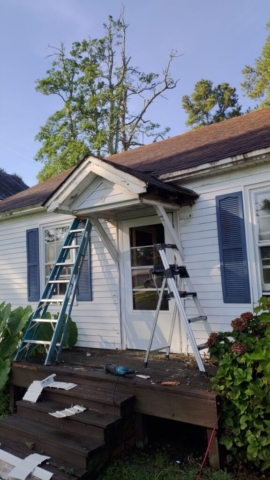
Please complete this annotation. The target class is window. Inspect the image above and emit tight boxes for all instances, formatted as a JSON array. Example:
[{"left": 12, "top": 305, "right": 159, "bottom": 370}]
[
  {"left": 254, "top": 190, "right": 270, "bottom": 292},
  {"left": 26, "top": 222, "right": 92, "bottom": 302},
  {"left": 44, "top": 225, "right": 72, "bottom": 296},
  {"left": 129, "top": 224, "right": 169, "bottom": 310}
]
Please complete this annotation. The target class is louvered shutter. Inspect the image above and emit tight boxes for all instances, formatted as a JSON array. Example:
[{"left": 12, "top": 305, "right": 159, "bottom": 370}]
[
  {"left": 77, "top": 228, "right": 92, "bottom": 302},
  {"left": 216, "top": 192, "right": 251, "bottom": 303},
  {"left": 26, "top": 228, "right": 40, "bottom": 302}
]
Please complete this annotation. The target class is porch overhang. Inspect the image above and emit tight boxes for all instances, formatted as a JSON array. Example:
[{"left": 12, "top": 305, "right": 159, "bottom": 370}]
[{"left": 45, "top": 155, "right": 198, "bottom": 221}]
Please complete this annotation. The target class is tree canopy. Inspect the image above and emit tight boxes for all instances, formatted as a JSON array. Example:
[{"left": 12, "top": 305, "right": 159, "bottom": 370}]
[
  {"left": 182, "top": 79, "right": 242, "bottom": 129},
  {"left": 241, "top": 20, "right": 270, "bottom": 108},
  {"left": 35, "top": 13, "right": 179, "bottom": 182}
]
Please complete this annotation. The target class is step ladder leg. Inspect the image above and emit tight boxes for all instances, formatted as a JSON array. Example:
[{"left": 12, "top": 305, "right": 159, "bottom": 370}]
[
  {"left": 166, "top": 276, "right": 206, "bottom": 374},
  {"left": 144, "top": 278, "right": 167, "bottom": 368},
  {"left": 166, "top": 303, "right": 178, "bottom": 359}
]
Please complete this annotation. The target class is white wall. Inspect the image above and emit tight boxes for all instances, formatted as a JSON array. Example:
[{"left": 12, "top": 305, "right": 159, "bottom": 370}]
[
  {"left": 176, "top": 159, "right": 270, "bottom": 352},
  {"left": 0, "top": 211, "right": 121, "bottom": 349}
]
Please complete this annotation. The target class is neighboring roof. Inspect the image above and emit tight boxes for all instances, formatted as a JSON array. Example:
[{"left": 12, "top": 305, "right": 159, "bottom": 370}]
[
  {"left": 106, "top": 107, "right": 270, "bottom": 176},
  {"left": 0, "top": 171, "right": 29, "bottom": 200},
  {"left": 0, "top": 168, "right": 74, "bottom": 213}
]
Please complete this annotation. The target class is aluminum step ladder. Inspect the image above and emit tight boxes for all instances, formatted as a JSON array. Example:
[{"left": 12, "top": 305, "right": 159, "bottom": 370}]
[
  {"left": 144, "top": 243, "right": 212, "bottom": 375},
  {"left": 15, "top": 218, "right": 92, "bottom": 365}
]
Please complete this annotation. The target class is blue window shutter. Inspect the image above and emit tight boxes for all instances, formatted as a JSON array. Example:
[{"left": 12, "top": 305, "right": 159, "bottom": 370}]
[
  {"left": 77, "top": 232, "right": 92, "bottom": 302},
  {"left": 26, "top": 228, "right": 40, "bottom": 302},
  {"left": 216, "top": 192, "right": 251, "bottom": 304}
]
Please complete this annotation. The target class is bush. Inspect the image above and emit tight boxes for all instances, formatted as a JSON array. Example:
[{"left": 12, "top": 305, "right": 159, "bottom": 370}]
[
  {"left": 207, "top": 297, "right": 270, "bottom": 471},
  {"left": 0, "top": 302, "right": 32, "bottom": 390},
  {"left": 0, "top": 302, "right": 78, "bottom": 392}
]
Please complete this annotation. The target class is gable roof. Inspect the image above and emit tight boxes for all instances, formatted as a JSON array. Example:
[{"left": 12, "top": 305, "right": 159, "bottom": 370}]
[
  {"left": 0, "top": 171, "right": 29, "bottom": 200},
  {"left": 0, "top": 168, "right": 74, "bottom": 213},
  {"left": 107, "top": 107, "right": 270, "bottom": 176},
  {"left": 0, "top": 107, "right": 269, "bottom": 215}
]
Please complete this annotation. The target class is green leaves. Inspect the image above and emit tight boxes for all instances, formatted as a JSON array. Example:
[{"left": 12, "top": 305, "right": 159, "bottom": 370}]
[
  {"left": 0, "top": 359, "right": 10, "bottom": 391},
  {"left": 182, "top": 79, "right": 242, "bottom": 129},
  {"left": 35, "top": 14, "right": 178, "bottom": 181},
  {"left": 209, "top": 297, "right": 270, "bottom": 471},
  {"left": 0, "top": 303, "right": 78, "bottom": 396},
  {"left": 241, "top": 20, "right": 270, "bottom": 108}
]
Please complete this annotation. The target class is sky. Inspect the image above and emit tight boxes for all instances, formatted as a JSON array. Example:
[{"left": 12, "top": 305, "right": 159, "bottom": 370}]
[{"left": 0, "top": 0, "right": 269, "bottom": 186}]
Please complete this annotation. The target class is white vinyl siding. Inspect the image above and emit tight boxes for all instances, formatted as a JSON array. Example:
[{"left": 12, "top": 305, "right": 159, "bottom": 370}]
[
  {"left": 0, "top": 211, "right": 121, "bottom": 349},
  {"left": 177, "top": 160, "right": 270, "bottom": 353}
]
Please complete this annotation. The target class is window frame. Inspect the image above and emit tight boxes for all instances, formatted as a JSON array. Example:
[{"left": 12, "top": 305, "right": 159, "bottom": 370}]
[
  {"left": 250, "top": 186, "right": 270, "bottom": 295},
  {"left": 40, "top": 220, "right": 73, "bottom": 297}
]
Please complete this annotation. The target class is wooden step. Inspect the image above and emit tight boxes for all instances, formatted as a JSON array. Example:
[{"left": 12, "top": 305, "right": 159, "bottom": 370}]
[
  {"left": 0, "top": 436, "right": 87, "bottom": 479},
  {"left": 0, "top": 415, "right": 105, "bottom": 469},
  {"left": 17, "top": 399, "right": 122, "bottom": 442},
  {"left": 41, "top": 384, "right": 135, "bottom": 417}
]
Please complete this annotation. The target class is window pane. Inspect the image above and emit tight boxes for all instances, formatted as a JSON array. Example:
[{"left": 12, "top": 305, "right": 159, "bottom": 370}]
[
  {"left": 45, "top": 244, "right": 55, "bottom": 263},
  {"left": 262, "top": 268, "right": 270, "bottom": 285},
  {"left": 44, "top": 225, "right": 70, "bottom": 296},
  {"left": 131, "top": 247, "right": 162, "bottom": 267},
  {"left": 255, "top": 191, "right": 270, "bottom": 241},
  {"left": 132, "top": 268, "right": 164, "bottom": 289},
  {"left": 133, "top": 290, "right": 168, "bottom": 310}
]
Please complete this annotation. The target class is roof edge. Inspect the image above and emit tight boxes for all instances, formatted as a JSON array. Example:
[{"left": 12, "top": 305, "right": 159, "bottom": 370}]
[{"left": 159, "top": 147, "right": 270, "bottom": 182}]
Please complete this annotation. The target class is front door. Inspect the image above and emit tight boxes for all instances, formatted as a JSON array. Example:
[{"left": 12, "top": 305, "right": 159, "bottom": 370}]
[{"left": 122, "top": 216, "right": 180, "bottom": 351}]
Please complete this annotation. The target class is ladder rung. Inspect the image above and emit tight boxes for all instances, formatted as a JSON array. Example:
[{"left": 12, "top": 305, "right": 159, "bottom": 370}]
[
  {"left": 49, "top": 280, "right": 69, "bottom": 284},
  {"left": 188, "top": 316, "right": 207, "bottom": 323},
  {"left": 70, "top": 229, "right": 84, "bottom": 233},
  {"left": 32, "top": 319, "right": 58, "bottom": 323},
  {"left": 56, "top": 262, "right": 74, "bottom": 266},
  {"left": 197, "top": 343, "right": 207, "bottom": 351},
  {"left": 63, "top": 245, "right": 79, "bottom": 249},
  {"left": 179, "top": 291, "right": 197, "bottom": 298},
  {"left": 23, "top": 340, "right": 60, "bottom": 346},
  {"left": 40, "top": 299, "right": 64, "bottom": 303}
]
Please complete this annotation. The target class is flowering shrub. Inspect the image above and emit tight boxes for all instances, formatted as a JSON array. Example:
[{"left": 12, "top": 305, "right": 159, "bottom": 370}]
[{"left": 207, "top": 297, "right": 270, "bottom": 471}]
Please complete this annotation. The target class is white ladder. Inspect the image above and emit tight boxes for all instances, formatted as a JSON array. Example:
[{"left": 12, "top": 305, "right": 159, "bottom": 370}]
[{"left": 144, "top": 243, "right": 212, "bottom": 375}]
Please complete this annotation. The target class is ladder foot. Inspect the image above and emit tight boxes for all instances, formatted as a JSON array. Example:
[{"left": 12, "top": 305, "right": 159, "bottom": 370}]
[
  {"left": 165, "top": 354, "right": 169, "bottom": 360},
  {"left": 144, "top": 362, "right": 148, "bottom": 368},
  {"left": 199, "top": 371, "right": 208, "bottom": 377}
]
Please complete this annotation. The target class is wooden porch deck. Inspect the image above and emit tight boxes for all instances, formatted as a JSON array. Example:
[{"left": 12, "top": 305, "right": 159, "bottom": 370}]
[{"left": 7, "top": 347, "right": 221, "bottom": 475}]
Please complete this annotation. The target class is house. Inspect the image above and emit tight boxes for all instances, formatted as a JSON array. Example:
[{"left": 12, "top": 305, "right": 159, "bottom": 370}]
[
  {"left": 0, "top": 107, "right": 270, "bottom": 355},
  {"left": 0, "top": 170, "right": 28, "bottom": 200}
]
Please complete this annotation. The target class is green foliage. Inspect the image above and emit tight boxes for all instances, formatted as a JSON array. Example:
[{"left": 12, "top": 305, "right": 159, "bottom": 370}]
[
  {"left": 0, "top": 303, "right": 78, "bottom": 393},
  {"left": 207, "top": 297, "right": 270, "bottom": 471},
  {"left": 36, "top": 312, "right": 78, "bottom": 350},
  {"left": 182, "top": 79, "right": 242, "bottom": 129},
  {"left": 241, "top": 21, "right": 270, "bottom": 107},
  {"left": 0, "top": 302, "right": 32, "bottom": 390},
  {"left": 35, "top": 13, "right": 178, "bottom": 181}
]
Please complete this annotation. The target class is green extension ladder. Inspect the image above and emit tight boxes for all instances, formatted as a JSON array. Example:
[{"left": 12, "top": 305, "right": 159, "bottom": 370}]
[{"left": 15, "top": 218, "right": 92, "bottom": 365}]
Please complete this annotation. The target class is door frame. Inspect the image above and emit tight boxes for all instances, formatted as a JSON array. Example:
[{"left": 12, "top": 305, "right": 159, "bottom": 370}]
[{"left": 119, "top": 214, "right": 176, "bottom": 350}]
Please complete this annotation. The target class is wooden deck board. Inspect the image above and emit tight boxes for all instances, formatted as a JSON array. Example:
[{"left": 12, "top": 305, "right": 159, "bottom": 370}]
[{"left": 11, "top": 347, "right": 219, "bottom": 429}]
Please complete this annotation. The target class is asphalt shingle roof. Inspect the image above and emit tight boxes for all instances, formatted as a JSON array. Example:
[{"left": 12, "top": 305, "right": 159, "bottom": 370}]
[
  {"left": 0, "top": 107, "right": 269, "bottom": 214},
  {"left": 0, "top": 171, "right": 29, "bottom": 200},
  {"left": 107, "top": 107, "right": 270, "bottom": 176}
]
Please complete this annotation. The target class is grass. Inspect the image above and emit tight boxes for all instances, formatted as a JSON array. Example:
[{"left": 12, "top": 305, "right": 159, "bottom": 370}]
[
  {"left": 97, "top": 448, "right": 257, "bottom": 480},
  {"left": 97, "top": 417, "right": 266, "bottom": 480}
]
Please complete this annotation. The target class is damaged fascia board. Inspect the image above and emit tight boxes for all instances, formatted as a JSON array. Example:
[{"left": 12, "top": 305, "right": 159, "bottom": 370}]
[
  {"left": 0, "top": 450, "right": 52, "bottom": 480},
  {"left": 49, "top": 405, "right": 86, "bottom": 418},
  {"left": 8, "top": 454, "right": 50, "bottom": 480},
  {"left": 47, "top": 381, "right": 77, "bottom": 390},
  {"left": 23, "top": 374, "right": 77, "bottom": 403},
  {"left": 22, "top": 375, "right": 56, "bottom": 403}
]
